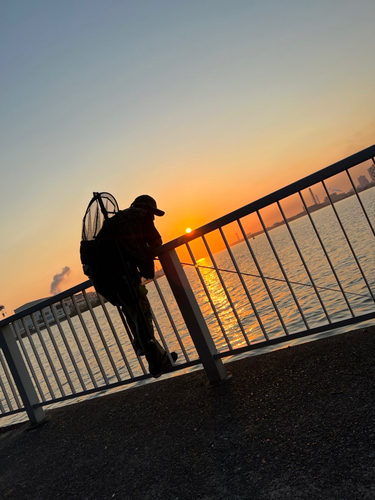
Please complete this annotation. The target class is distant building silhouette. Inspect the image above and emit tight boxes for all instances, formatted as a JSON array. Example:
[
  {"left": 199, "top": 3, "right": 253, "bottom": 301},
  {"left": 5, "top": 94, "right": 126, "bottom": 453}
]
[
  {"left": 368, "top": 165, "right": 375, "bottom": 183},
  {"left": 358, "top": 175, "right": 370, "bottom": 189}
]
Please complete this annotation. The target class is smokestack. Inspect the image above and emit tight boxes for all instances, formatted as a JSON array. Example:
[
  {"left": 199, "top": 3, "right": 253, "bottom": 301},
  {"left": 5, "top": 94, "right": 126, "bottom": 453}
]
[
  {"left": 50, "top": 266, "right": 71, "bottom": 295},
  {"left": 309, "top": 188, "right": 318, "bottom": 205}
]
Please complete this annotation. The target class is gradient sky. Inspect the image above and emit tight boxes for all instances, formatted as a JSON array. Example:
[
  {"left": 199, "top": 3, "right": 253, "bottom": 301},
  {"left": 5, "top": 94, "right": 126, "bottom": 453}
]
[{"left": 1, "top": 0, "right": 374, "bottom": 315}]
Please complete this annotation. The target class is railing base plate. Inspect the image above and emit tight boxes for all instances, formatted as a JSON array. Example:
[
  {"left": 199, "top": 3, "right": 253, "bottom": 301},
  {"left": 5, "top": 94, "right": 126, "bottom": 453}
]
[
  {"left": 27, "top": 414, "right": 51, "bottom": 431},
  {"left": 206, "top": 371, "right": 233, "bottom": 388}
]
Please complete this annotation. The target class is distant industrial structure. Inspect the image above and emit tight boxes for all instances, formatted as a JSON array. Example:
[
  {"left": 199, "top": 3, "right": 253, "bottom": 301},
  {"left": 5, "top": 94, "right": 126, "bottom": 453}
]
[
  {"left": 309, "top": 188, "right": 320, "bottom": 205},
  {"left": 14, "top": 298, "right": 68, "bottom": 333},
  {"left": 12, "top": 291, "right": 100, "bottom": 335}
]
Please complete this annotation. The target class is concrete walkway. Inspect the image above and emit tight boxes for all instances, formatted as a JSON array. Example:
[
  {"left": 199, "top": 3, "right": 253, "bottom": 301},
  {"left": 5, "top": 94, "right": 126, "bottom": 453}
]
[{"left": 1, "top": 327, "right": 375, "bottom": 499}]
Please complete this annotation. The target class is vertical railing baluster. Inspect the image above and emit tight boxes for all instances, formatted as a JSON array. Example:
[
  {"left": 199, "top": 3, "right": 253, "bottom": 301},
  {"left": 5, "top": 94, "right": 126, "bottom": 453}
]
[
  {"left": 0, "top": 346, "right": 21, "bottom": 408},
  {"left": 0, "top": 393, "right": 6, "bottom": 414},
  {"left": 0, "top": 353, "right": 14, "bottom": 410}
]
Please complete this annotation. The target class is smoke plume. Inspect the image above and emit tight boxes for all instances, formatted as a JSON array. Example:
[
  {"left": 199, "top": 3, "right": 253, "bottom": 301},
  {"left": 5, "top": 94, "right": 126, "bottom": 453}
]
[{"left": 50, "top": 266, "right": 71, "bottom": 295}]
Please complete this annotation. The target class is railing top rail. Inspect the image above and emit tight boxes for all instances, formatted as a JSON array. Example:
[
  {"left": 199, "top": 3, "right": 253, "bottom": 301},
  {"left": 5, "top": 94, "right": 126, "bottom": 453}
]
[{"left": 156, "top": 145, "right": 375, "bottom": 254}]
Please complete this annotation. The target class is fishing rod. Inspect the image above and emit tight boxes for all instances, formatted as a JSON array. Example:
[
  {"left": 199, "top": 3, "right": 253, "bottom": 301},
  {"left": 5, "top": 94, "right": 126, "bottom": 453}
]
[{"left": 175, "top": 261, "right": 369, "bottom": 299}]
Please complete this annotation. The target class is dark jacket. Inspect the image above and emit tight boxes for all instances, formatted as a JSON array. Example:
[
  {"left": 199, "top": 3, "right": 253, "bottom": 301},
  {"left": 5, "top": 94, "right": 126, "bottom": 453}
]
[{"left": 96, "top": 206, "right": 162, "bottom": 280}]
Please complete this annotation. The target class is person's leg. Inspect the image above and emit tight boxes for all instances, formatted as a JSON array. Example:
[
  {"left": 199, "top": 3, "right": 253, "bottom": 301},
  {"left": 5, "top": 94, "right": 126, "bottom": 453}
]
[
  {"left": 120, "top": 303, "right": 143, "bottom": 355},
  {"left": 138, "top": 286, "right": 166, "bottom": 351},
  {"left": 116, "top": 278, "right": 145, "bottom": 347},
  {"left": 115, "top": 275, "right": 168, "bottom": 375},
  {"left": 115, "top": 272, "right": 177, "bottom": 377},
  {"left": 137, "top": 287, "right": 179, "bottom": 375}
]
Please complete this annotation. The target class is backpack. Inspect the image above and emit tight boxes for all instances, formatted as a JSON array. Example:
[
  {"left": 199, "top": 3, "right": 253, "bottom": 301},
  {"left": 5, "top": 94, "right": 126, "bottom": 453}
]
[
  {"left": 80, "top": 192, "right": 119, "bottom": 274},
  {"left": 79, "top": 192, "right": 121, "bottom": 304}
]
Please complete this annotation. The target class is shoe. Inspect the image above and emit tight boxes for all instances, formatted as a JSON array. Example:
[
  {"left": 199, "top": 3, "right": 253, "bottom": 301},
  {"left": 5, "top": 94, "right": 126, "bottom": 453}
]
[
  {"left": 169, "top": 351, "right": 178, "bottom": 364},
  {"left": 149, "top": 352, "right": 178, "bottom": 378}
]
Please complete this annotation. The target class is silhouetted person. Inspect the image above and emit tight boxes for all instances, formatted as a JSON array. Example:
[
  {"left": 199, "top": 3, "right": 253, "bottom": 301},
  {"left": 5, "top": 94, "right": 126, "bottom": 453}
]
[{"left": 92, "top": 195, "right": 177, "bottom": 377}]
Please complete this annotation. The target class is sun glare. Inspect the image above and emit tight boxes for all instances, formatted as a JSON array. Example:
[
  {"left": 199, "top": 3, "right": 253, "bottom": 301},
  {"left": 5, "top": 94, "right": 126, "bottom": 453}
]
[{"left": 186, "top": 228, "right": 192, "bottom": 234}]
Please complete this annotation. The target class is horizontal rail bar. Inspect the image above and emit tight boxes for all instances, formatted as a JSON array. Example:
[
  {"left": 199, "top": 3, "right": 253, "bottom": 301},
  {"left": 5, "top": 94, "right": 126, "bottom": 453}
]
[
  {"left": 215, "top": 311, "right": 375, "bottom": 359},
  {"left": 32, "top": 359, "right": 201, "bottom": 409}
]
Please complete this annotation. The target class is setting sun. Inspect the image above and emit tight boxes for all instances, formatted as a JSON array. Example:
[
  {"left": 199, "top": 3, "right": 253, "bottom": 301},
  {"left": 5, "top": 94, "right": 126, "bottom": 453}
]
[{"left": 186, "top": 228, "right": 192, "bottom": 234}]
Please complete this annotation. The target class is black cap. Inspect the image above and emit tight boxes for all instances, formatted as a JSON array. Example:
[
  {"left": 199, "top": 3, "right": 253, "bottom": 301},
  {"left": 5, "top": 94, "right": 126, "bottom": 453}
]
[{"left": 131, "top": 195, "right": 165, "bottom": 216}]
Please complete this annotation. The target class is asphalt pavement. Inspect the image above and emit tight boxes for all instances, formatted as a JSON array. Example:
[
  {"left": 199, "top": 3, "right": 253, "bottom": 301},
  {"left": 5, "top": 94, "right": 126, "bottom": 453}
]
[{"left": 1, "top": 327, "right": 375, "bottom": 499}]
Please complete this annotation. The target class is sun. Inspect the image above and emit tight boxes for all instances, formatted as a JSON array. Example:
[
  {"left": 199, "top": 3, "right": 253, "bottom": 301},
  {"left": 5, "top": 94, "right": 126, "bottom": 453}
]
[{"left": 186, "top": 227, "right": 192, "bottom": 234}]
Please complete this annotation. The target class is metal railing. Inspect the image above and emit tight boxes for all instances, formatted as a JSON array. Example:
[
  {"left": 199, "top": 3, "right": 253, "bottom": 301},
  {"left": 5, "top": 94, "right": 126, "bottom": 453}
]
[
  {"left": 1, "top": 145, "right": 375, "bottom": 426},
  {"left": 159, "top": 145, "right": 375, "bottom": 360}
]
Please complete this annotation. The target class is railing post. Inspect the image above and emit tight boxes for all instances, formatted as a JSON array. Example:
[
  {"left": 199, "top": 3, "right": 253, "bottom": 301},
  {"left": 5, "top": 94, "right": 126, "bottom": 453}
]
[
  {"left": 0, "top": 324, "right": 46, "bottom": 425},
  {"left": 159, "top": 249, "right": 228, "bottom": 383}
]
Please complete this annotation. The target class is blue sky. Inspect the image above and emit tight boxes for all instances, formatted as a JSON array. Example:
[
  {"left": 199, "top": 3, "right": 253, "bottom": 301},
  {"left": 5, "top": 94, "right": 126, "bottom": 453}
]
[{"left": 1, "top": 0, "right": 374, "bottom": 313}]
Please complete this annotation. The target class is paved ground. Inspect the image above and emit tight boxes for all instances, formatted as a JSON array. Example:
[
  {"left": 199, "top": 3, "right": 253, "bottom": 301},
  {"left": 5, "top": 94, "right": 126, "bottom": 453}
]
[{"left": 1, "top": 327, "right": 375, "bottom": 500}]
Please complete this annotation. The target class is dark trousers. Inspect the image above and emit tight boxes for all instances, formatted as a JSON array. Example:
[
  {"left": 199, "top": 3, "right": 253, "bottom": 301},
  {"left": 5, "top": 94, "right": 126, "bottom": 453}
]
[
  {"left": 93, "top": 268, "right": 168, "bottom": 375},
  {"left": 120, "top": 281, "right": 166, "bottom": 360}
]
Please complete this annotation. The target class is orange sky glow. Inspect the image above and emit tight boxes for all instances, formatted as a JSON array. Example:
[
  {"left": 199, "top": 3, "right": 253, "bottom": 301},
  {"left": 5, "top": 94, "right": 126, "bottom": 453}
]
[{"left": 1, "top": 1, "right": 375, "bottom": 315}]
